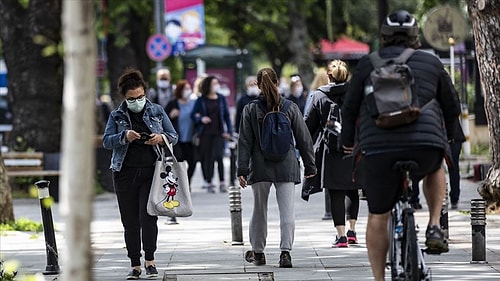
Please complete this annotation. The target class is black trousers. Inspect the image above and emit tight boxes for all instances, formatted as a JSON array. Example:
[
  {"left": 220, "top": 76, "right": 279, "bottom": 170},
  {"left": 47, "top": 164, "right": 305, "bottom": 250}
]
[
  {"left": 173, "top": 141, "right": 197, "bottom": 182},
  {"left": 113, "top": 167, "right": 158, "bottom": 267},
  {"left": 199, "top": 134, "right": 224, "bottom": 183},
  {"left": 327, "top": 189, "right": 360, "bottom": 227}
]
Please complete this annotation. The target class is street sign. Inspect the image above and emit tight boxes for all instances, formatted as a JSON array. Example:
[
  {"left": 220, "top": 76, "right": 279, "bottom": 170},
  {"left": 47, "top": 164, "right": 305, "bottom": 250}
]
[
  {"left": 423, "top": 6, "right": 468, "bottom": 51},
  {"left": 146, "top": 34, "right": 171, "bottom": 61}
]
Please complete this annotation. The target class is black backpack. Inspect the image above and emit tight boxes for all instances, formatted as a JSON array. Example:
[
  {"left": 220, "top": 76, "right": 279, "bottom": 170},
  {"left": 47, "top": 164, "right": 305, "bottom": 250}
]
[
  {"left": 255, "top": 99, "right": 293, "bottom": 162},
  {"left": 365, "top": 49, "right": 420, "bottom": 129}
]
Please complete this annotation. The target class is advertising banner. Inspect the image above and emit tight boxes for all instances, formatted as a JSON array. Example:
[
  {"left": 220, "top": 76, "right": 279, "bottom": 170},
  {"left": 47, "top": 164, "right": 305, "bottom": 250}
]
[{"left": 165, "top": 0, "right": 206, "bottom": 56}]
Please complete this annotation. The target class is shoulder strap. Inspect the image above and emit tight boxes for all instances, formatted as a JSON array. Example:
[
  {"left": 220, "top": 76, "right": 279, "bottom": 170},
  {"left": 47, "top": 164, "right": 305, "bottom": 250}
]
[
  {"left": 394, "top": 48, "right": 416, "bottom": 64},
  {"left": 280, "top": 99, "right": 292, "bottom": 113},
  {"left": 369, "top": 48, "right": 416, "bottom": 68}
]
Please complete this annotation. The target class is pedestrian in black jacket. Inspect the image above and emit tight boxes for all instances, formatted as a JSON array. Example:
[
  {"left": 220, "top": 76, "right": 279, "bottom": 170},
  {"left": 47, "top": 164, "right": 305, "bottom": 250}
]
[
  {"left": 304, "top": 60, "right": 360, "bottom": 248},
  {"left": 341, "top": 11, "right": 461, "bottom": 281}
]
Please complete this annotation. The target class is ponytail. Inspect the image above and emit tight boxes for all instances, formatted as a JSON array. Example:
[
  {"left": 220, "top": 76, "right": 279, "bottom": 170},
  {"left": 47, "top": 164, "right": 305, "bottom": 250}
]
[{"left": 257, "top": 68, "right": 280, "bottom": 110}]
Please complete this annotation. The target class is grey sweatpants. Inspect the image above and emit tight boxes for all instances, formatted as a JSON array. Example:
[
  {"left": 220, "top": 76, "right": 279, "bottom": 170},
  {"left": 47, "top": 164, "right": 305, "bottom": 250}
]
[{"left": 249, "top": 181, "right": 296, "bottom": 253}]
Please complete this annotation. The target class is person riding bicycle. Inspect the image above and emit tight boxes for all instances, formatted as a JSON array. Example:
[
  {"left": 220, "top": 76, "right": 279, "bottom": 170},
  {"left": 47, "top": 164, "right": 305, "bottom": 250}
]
[{"left": 340, "top": 10, "right": 461, "bottom": 281}]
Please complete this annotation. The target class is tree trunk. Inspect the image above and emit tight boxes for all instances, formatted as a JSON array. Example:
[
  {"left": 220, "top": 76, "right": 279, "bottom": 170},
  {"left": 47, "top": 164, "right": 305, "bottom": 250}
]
[
  {"left": 467, "top": 0, "right": 500, "bottom": 212},
  {"left": 287, "top": 0, "right": 314, "bottom": 87},
  {"left": 61, "top": 0, "right": 96, "bottom": 280},
  {"left": 0, "top": 156, "right": 14, "bottom": 223},
  {"left": 104, "top": 0, "right": 152, "bottom": 103},
  {"left": 377, "top": 0, "right": 389, "bottom": 28},
  {"left": 0, "top": 0, "right": 63, "bottom": 153}
]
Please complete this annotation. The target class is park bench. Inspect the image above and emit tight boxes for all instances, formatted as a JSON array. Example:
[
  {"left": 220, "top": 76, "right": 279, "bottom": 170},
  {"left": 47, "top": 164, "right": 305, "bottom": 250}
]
[{"left": 2, "top": 152, "right": 60, "bottom": 177}]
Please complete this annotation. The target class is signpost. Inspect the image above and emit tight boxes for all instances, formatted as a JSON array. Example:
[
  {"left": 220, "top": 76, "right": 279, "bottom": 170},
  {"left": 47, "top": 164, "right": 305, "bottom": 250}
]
[{"left": 146, "top": 34, "right": 171, "bottom": 62}]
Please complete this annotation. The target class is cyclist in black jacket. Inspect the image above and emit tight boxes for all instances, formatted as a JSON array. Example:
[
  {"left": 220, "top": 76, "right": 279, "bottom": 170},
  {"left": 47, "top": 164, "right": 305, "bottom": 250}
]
[{"left": 341, "top": 10, "right": 461, "bottom": 281}]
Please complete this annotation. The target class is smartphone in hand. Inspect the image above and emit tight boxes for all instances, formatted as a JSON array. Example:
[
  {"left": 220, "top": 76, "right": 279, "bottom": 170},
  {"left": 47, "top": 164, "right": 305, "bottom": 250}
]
[{"left": 140, "top": 132, "right": 153, "bottom": 140}]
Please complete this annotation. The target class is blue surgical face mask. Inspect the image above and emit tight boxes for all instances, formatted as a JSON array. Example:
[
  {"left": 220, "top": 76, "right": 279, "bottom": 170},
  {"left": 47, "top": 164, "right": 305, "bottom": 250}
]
[{"left": 126, "top": 97, "right": 146, "bottom": 113}]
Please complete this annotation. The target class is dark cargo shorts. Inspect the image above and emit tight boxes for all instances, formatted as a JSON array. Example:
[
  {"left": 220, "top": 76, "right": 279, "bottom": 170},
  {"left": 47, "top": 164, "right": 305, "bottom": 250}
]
[{"left": 355, "top": 147, "right": 444, "bottom": 214}]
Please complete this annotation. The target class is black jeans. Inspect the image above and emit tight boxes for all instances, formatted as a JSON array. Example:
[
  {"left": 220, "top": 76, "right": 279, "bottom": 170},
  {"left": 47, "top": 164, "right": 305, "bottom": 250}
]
[{"left": 113, "top": 167, "right": 158, "bottom": 267}]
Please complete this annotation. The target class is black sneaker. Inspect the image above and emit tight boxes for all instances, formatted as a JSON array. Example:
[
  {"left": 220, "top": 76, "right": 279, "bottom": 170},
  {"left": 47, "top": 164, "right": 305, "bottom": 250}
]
[
  {"left": 451, "top": 202, "right": 458, "bottom": 210},
  {"left": 144, "top": 264, "right": 158, "bottom": 278},
  {"left": 245, "top": 250, "right": 266, "bottom": 265},
  {"left": 279, "top": 251, "right": 293, "bottom": 268},
  {"left": 346, "top": 230, "right": 358, "bottom": 244},
  {"left": 126, "top": 268, "right": 141, "bottom": 280},
  {"left": 425, "top": 225, "right": 449, "bottom": 254},
  {"left": 332, "top": 236, "right": 348, "bottom": 248}
]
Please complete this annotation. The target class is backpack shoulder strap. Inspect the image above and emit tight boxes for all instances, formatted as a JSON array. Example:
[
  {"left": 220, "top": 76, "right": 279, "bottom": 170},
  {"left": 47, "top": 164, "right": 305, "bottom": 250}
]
[
  {"left": 394, "top": 48, "right": 416, "bottom": 64},
  {"left": 369, "top": 51, "right": 386, "bottom": 68},
  {"left": 280, "top": 99, "right": 292, "bottom": 113},
  {"left": 369, "top": 48, "right": 416, "bottom": 68}
]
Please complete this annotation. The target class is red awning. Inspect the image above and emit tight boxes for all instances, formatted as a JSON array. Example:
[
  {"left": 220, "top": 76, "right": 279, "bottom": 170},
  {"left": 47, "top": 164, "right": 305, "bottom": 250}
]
[{"left": 315, "top": 37, "right": 370, "bottom": 60}]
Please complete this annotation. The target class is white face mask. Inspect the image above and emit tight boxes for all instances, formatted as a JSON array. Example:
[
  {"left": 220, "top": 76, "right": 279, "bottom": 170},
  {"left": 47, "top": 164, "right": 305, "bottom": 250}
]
[
  {"left": 183, "top": 89, "right": 192, "bottom": 99},
  {"left": 157, "top": 80, "right": 169, "bottom": 89},
  {"left": 293, "top": 86, "right": 304, "bottom": 98},
  {"left": 247, "top": 86, "right": 260, "bottom": 97},
  {"left": 211, "top": 85, "right": 221, "bottom": 93},
  {"left": 126, "top": 97, "right": 146, "bottom": 113}
]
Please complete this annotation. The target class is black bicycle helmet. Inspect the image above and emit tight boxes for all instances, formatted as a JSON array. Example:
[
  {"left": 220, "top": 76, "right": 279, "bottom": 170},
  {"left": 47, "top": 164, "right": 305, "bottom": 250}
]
[{"left": 380, "top": 10, "right": 419, "bottom": 37}]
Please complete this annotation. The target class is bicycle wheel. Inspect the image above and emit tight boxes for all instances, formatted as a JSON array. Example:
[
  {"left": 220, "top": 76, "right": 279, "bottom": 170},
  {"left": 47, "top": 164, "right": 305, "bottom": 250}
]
[{"left": 402, "top": 209, "right": 419, "bottom": 281}]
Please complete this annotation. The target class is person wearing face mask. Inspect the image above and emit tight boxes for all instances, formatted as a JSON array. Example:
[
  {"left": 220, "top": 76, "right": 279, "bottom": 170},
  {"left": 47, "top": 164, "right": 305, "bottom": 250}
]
[
  {"left": 165, "top": 80, "right": 197, "bottom": 183},
  {"left": 191, "top": 76, "right": 233, "bottom": 193},
  {"left": 235, "top": 76, "right": 259, "bottom": 133},
  {"left": 164, "top": 80, "right": 198, "bottom": 225},
  {"left": 103, "top": 68, "right": 178, "bottom": 279},
  {"left": 287, "top": 74, "right": 307, "bottom": 114},
  {"left": 147, "top": 68, "right": 174, "bottom": 109}
]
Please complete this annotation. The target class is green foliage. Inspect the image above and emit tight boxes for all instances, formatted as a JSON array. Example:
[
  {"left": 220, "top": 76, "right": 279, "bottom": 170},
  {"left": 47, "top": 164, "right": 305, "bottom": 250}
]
[
  {"left": 18, "top": 0, "right": 29, "bottom": 9},
  {"left": 95, "top": 0, "right": 154, "bottom": 46},
  {"left": 471, "top": 142, "right": 490, "bottom": 156},
  {"left": 0, "top": 218, "right": 43, "bottom": 232}
]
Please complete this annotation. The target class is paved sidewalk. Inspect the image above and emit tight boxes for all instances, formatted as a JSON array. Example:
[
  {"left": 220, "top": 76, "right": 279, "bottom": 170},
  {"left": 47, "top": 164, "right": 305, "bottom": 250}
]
[{"left": 1, "top": 160, "right": 500, "bottom": 280}]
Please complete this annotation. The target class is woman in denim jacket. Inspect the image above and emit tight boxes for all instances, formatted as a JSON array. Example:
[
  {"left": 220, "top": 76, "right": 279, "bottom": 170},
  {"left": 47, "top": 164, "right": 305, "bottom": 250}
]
[{"left": 103, "top": 68, "right": 178, "bottom": 279}]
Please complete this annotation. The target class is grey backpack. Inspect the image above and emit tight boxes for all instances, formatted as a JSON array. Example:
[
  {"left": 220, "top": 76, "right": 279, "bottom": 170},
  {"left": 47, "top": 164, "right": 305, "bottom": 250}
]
[{"left": 365, "top": 49, "right": 420, "bottom": 129}]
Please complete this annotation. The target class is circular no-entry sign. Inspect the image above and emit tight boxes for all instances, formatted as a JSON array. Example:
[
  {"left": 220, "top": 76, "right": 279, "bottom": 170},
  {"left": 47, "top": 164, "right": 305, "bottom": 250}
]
[{"left": 146, "top": 34, "right": 171, "bottom": 61}]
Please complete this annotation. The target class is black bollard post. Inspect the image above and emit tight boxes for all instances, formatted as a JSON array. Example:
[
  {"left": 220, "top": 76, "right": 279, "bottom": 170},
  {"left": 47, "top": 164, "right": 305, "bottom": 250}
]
[
  {"left": 228, "top": 185, "right": 244, "bottom": 245},
  {"left": 229, "top": 137, "right": 237, "bottom": 187},
  {"left": 322, "top": 191, "right": 332, "bottom": 220},
  {"left": 470, "top": 199, "right": 487, "bottom": 263},
  {"left": 34, "top": 180, "right": 60, "bottom": 274},
  {"left": 440, "top": 183, "right": 449, "bottom": 240}
]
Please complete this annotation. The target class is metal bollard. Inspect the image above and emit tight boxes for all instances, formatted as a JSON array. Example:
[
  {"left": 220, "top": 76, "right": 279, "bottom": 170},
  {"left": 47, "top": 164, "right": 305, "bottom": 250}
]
[
  {"left": 440, "top": 183, "right": 449, "bottom": 240},
  {"left": 228, "top": 185, "right": 243, "bottom": 245},
  {"left": 34, "top": 180, "right": 60, "bottom": 274},
  {"left": 470, "top": 199, "right": 487, "bottom": 263},
  {"left": 322, "top": 191, "right": 332, "bottom": 220}
]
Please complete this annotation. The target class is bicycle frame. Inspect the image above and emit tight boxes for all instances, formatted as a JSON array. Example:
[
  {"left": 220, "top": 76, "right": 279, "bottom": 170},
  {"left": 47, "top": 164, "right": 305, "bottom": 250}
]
[{"left": 388, "top": 167, "right": 431, "bottom": 281}]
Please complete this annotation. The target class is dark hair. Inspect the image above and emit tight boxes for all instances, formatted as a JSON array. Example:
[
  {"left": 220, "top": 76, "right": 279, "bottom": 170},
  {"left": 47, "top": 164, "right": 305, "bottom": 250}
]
[
  {"left": 257, "top": 68, "right": 280, "bottom": 110},
  {"left": 117, "top": 68, "right": 147, "bottom": 97},
  {"left": 173, "top": 80, "right": 190, "bottom": 99},
  {"left": 199, "top": 75, "right": 217, "bottom": 96}
]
